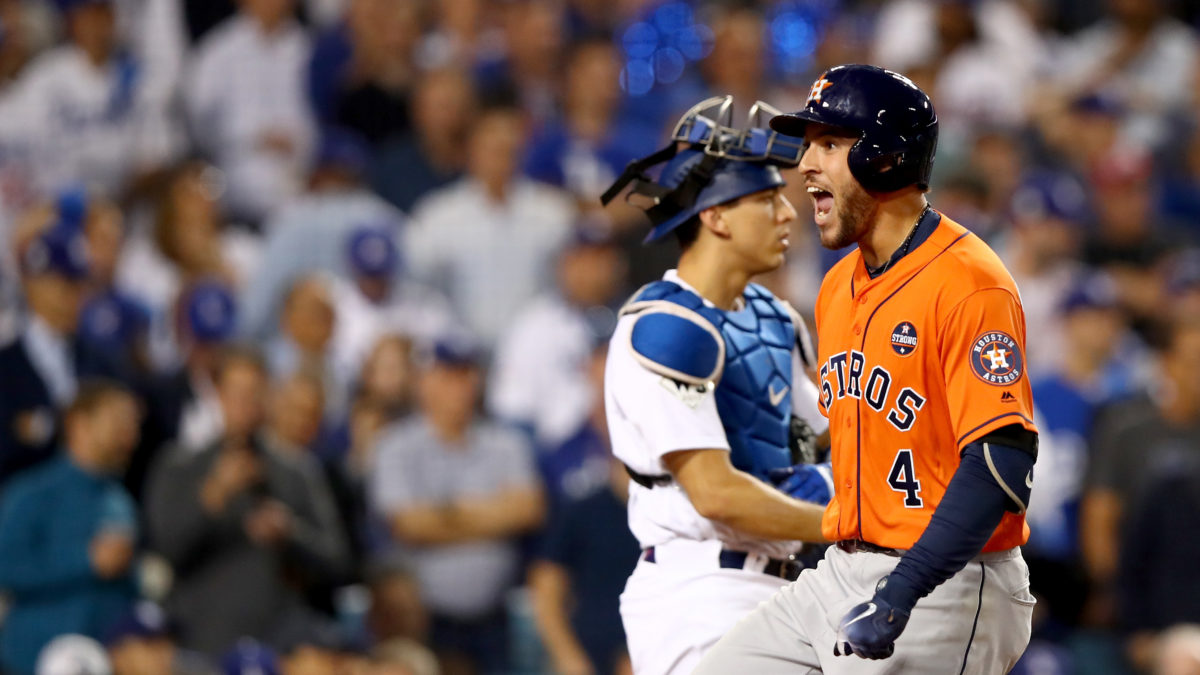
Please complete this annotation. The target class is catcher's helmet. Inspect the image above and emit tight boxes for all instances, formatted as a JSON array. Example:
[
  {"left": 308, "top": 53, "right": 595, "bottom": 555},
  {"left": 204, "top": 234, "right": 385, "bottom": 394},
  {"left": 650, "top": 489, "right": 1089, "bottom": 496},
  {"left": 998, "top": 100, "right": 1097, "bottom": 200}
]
[
  {"left": 770, "top": 64, "right": 938, "bottom": 193},
  {"left": 601, "top": 96, "right": 804, "bottom": 243}
]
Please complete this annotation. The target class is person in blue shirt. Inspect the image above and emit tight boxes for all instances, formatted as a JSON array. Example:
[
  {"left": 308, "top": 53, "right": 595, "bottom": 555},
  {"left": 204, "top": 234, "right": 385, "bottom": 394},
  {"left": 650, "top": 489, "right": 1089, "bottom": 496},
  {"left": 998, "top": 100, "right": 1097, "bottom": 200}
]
[
  {"left": 0, "top": 379, "right": 142, "bottom": 675},
  {"left": 529, "top": 457, "right": 639, "bottom": 675},
  {"left": 522, "top": 38, "right": 658, "bottom": 203}
]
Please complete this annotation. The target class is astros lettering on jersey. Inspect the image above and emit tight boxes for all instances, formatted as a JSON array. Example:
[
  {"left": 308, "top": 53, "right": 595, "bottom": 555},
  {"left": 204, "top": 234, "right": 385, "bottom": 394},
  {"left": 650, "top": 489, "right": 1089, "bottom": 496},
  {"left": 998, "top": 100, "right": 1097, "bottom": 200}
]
[{"left": 815, "top": 213, "right": 1038, "bottom": 551}]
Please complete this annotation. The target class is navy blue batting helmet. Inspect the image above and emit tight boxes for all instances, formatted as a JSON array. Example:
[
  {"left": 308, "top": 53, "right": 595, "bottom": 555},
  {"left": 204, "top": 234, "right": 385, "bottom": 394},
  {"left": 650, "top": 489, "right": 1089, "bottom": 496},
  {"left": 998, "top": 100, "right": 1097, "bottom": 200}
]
[
  {"left": 601, "top": 96, "right": 804, "bottom": 243},
  {"left": 770, "top": 64, "right": 938, "bottom": 193}
]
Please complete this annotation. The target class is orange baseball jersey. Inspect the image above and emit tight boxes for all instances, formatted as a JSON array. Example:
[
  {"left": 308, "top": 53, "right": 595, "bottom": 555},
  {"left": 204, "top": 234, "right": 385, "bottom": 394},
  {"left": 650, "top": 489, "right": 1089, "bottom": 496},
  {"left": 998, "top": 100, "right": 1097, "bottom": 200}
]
[{"left": 814, "top": 213, "right": 1037, "bottom": 552}]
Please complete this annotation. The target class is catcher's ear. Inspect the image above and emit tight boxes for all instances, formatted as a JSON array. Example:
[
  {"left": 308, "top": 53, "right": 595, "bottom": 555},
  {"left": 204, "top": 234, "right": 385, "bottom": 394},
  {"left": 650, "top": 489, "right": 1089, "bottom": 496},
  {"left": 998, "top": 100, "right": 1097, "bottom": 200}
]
[{"left": 698, "top": 206, "right": 731, "bottom": 238}]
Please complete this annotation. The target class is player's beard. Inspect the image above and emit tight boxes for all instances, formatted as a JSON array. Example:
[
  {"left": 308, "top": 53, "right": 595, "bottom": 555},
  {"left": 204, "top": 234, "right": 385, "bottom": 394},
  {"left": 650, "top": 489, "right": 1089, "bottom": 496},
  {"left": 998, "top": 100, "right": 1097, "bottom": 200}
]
[{"left": 820, "top": 182, "right": 876, "bottom": 251}]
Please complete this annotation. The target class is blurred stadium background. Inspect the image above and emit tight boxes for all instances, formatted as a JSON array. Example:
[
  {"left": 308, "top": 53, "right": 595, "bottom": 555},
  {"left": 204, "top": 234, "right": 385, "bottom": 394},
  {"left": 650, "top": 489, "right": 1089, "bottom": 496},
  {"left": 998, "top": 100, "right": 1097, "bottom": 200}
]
[{"left": 0, "top": 0, "right": 1197, "bottom": 673}]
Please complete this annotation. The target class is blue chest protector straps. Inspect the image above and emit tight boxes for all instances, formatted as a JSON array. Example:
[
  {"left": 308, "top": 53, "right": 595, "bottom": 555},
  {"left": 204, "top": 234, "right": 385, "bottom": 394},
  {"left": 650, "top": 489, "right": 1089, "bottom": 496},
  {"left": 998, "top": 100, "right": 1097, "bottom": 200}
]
[{"left": 876, "top": 424, "right": 1037, "bottom": 612}]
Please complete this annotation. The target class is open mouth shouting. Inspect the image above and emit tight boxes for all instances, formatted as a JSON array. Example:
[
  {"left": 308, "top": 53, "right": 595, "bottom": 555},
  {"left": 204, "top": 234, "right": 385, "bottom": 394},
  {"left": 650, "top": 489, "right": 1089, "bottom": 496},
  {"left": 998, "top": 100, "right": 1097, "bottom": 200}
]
[{"left": 807, "top": 184, "right": 835, "bottom": 227}]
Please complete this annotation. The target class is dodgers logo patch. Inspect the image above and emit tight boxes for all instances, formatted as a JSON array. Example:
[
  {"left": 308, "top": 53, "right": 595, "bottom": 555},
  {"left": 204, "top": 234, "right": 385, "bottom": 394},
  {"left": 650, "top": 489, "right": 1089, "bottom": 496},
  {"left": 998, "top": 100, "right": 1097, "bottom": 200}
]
[
  {"left": 970, "top": 331, "right": 1024, "bottom": 385},
  {"left": 890, "top": 322, "right": 918, "bottom": 356}
]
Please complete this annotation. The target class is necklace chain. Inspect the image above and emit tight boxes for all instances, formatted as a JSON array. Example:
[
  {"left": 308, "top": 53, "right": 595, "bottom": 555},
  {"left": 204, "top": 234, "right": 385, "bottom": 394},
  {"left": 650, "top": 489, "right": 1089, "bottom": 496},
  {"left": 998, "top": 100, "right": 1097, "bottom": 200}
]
[{"left": 867, "top": 205, "right": 930, "bottom": 276}]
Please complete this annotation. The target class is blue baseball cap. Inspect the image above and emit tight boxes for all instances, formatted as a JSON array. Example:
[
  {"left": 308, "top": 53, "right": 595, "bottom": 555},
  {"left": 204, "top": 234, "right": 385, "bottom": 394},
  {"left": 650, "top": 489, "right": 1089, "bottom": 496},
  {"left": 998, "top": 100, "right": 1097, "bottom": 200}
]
[
  {"left": 221, "top": 640, "right": 280, "bottom": 675},
  {"left": 316, "top": 127, "right": 370, "bottom": 174},
  {"left": 1010, "top": 170, "right": 1090, "bottom": 225},
  {"left": 53, "top": 0, "right": 113, "bottom": 13},
  {"left": 21, "top": 226, "right": 90, "bottom": 279},
  {"left": 1060, "top": 273, "right": 1120, "bottom": 314},
  {"left": 564, "top": 218, "right": 618, "bottom": 250},
  {"left": 54, "top": 186, "right": 89, "bottom": 233},
  {"left": 103, "top": 602, "right": 175, "bottom": 646},
  {"left": 1070, "top": 93, "right": 1124, "bottom": 117},
  {"left": 430, "top": 333, "right": 482, "bottom": 368},
  {"left": 79, "top": 291, "right": 149, "bottom": 349},
  {"left": 183, "top": 280, "right": 237, "bottom": 343},
  {"left": 346, "top": 226, "right": 399, "bottom": 278}
]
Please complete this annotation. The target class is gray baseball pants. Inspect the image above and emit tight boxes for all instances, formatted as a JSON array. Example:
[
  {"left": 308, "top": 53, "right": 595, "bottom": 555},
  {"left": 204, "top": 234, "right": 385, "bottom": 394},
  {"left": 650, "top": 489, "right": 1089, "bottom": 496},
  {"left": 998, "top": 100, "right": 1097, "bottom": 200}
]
[{"left": 693, "top": 544, "right": 1035, "bottom": 674}]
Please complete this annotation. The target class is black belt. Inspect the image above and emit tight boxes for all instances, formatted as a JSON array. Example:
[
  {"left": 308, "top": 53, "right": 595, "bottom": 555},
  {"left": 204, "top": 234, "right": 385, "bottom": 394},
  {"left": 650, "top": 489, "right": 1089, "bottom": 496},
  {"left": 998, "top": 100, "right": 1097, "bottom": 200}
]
[
  {"left": 642, "top": 546, "right": 805, "bottom": 581},
  {"left": 836, "top": 539, "right": 903, "bottom": 557},
  {"left": 624, "top": 464, "right": 671, "bottom": 489}
]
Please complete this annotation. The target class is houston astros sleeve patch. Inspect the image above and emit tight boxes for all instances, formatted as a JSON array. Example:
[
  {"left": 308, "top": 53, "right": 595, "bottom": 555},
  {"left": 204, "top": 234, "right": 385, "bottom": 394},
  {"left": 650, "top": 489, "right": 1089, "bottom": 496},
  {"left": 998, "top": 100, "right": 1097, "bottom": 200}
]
[{"left": 969, "top": 331, "right": 1024, "bottom": 386}]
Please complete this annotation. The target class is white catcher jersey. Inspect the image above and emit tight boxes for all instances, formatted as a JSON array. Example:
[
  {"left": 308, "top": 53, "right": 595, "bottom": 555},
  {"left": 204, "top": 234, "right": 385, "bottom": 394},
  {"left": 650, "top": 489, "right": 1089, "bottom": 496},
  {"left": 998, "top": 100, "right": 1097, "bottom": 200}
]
[{"left": 605, "top": 270, "right": 825, "bottom": 558}]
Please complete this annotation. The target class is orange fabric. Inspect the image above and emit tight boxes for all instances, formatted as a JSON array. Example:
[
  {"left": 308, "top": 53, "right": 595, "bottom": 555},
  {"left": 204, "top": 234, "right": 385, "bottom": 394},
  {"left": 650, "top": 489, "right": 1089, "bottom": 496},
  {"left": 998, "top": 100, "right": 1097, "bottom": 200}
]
[{"left": 814, "top": 215, "right": 1036, "bottom": 551}]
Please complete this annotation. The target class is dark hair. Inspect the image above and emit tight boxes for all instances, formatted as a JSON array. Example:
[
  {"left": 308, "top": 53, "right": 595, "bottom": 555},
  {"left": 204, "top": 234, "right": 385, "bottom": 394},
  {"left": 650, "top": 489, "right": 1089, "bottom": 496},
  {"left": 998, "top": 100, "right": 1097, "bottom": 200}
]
[
  {"left": 215, "top": 343, "right": 268, "bottom": 384},
  {"left": 673, "top": 215, "right": 702, "bottom": 251},
  {"left": 66, "top": 378, "right": 133, "bottom": 422}
]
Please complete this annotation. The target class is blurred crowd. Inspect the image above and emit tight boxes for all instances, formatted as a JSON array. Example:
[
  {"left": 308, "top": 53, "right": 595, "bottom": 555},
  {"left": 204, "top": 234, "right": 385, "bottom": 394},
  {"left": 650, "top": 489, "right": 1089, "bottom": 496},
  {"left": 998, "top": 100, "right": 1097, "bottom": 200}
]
[{"left": 1, "top": 0, "right": 1200, "bottom": 673}]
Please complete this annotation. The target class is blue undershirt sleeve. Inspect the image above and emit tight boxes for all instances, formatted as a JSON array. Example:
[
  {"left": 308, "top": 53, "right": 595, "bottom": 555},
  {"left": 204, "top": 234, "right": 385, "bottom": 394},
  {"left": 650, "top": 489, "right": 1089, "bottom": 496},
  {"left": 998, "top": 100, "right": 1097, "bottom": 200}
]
[{"left": 875, "top": 440, "right": 1035, "bottom": 612}]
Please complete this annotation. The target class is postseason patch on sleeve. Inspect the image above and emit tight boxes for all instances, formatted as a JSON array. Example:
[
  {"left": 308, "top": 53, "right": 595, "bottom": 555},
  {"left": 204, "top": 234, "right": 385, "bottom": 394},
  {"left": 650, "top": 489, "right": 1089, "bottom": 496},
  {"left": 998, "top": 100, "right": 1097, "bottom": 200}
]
[{"left": 970, "top": 331, "right": 1024, "bottom": 386}]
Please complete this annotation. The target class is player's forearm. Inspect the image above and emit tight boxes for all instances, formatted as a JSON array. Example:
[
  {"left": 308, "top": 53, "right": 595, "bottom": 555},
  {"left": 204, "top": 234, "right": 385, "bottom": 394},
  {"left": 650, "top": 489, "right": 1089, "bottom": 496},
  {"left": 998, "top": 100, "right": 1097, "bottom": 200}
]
[
  {"left": 693, "top": 472, "right": 828, "bottom": 543},
  {"left": 878, "top": 442, "right": 1032, "bottom": 612}
]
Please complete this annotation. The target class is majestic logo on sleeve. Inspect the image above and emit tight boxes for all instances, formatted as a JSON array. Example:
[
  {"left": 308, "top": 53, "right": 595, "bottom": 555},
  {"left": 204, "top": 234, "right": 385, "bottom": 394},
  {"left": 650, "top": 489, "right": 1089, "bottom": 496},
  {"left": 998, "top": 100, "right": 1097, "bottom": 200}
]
[
  {"left": 970, "top": 331, "right": 1024, "bottom": 385},
  {"left": 890, "top": 322, "right": 918, "bottom": 356}
]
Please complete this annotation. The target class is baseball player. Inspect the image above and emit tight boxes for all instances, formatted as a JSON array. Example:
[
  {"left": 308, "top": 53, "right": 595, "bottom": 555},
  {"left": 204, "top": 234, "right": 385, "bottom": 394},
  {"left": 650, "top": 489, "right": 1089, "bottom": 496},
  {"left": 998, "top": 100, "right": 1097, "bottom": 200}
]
[
  {"left": 598, "top": 96, "right": 835, "bottom": 675},
  {"left": 695, "top": 65, "right": 1039, "bottom": 673}
]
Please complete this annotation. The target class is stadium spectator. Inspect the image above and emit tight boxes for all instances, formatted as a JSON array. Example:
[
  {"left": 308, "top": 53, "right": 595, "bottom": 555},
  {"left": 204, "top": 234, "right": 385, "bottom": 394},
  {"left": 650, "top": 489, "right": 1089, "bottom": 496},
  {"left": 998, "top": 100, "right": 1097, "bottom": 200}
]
[
  {"left": 999, "top": 169, "right": 1091, "bottom": 371},
  {"left": 145, "top": 348, "right": 349, "bottom": 656},
  {"left": 357, "top": 333, "right": 415, "bottom": 420},
  {"left": 700, "top": 7, "right": 770, "bottom": 111},
  {"left": 1084, "top": 153, "right": 1173, "bottom": 339},
  {"left": 328, "top": 225, "right": 458, "bottom": 385},
  {"left": 264, "top": 368, "right": 353, "bottom": 603},
  {"left": 184, "top": 0, "right": 314, "bottom": 225},
  {"left": 371, "top": 336, "right": 544, "bottom": 674},
  {"left": 0, "top": 380, "right": 141, "bottom": 675},
  {"left": 364, "top": 558, "right": 429, "bottom": 647},
  {"left": 488, "top": 223, "right": 624, "bottom": 449},
  {"left": 1051, "top": 0, "right": 1198, "bottom": 152},
  {"left": 1082, "top": 319, "right": 1200, "bottom": 610},
  {"left": 406, "top": 102, "right": 575, "bottom": 346},
  {"left": 871, "top": 0, "right": 1041, "bottom": 144},
  {"left": 307, "top": 0, "right": 420, "bottom": 144},
  {"left": 413, "top": 0, "right": 493, "bottom": 70},
  {"left": 320, "top": 392, "right": 389, "bottom": 558},
  {"left": 115, "top": 160, "right": 260, "bottom": 326},
  {"left": 0, "top": 222, "right": 92, "bottom": 482},
  {"left": 529, "top": 457, "right": 637, "bottom": 675},
  {"left": 103, "top": 601, "right": 216, "bottom": 675},
  {"left": 242, "top": 128, "right": 402, "bottom": 338},
  {"left": 1118, "top": 452, "right": 1200, "bottom": 673},
  {"left": 0, "top": 0, "right": 176, "bottom": 200},
  {"left": 266, "top": 274, "right": 346, "bottom": 418},
  {"left": 523, "top": 38, "right": 655, "bottom": 206},
  {"left": 163, "top": 280, "right": 239, "bottom": 451},
  {"left": 369, "top": 67, "right": 473, "bottom": 214},
  {"left": 1026, "top": 275, "right": 1143, "bottom": 646},
  {"left": 476, "top": 0, "right": 564, "bottom": 128}
]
